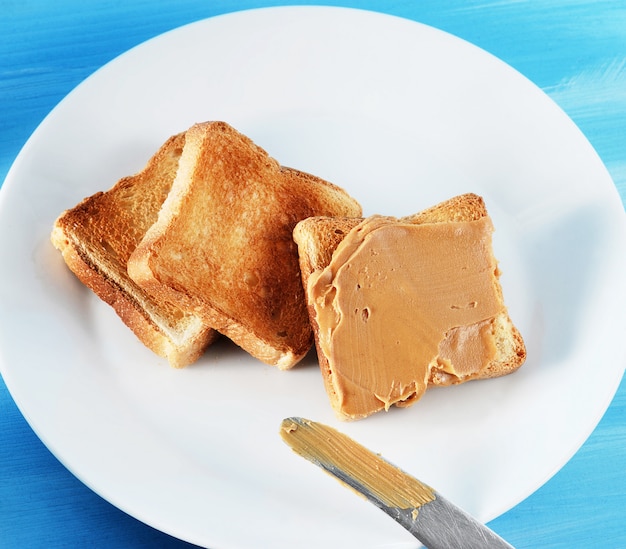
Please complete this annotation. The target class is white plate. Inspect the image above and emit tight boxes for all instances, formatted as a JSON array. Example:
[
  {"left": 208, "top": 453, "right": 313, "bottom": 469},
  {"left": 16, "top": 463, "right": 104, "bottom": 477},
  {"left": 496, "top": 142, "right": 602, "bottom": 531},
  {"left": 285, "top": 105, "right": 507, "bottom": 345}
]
[{"left": 1, "top": 6, "right": 625, "bottom": 548}]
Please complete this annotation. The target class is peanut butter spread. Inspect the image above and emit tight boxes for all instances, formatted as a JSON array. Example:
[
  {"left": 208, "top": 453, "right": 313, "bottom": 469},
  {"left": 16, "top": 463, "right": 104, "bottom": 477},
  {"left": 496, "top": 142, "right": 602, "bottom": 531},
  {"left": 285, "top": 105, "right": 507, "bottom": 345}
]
[
  {"left": 280, "top": 417, "right": 435, "bottom": 510},
  {"left": 308, "top": 215, "right": 503, "bottom": 419}
]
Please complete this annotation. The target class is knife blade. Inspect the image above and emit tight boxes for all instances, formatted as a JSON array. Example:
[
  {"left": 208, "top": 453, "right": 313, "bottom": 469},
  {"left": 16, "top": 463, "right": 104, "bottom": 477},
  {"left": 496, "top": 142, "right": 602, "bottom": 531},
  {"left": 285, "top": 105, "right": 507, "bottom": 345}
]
[{"left": 280, "top": 417, "right": 514, "bottom": 549}]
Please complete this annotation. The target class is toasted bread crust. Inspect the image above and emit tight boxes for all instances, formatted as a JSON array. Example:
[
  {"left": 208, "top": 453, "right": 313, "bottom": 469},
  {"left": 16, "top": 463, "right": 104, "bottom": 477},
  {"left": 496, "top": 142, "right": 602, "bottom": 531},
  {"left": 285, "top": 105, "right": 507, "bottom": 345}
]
[
  {"left": 128, "top": 122, "right": 362, "bottom": 369},
  {"left": 293, "top": 193, "right": 526, "bottom": 418},
  {"left": 51, "top": 132, "right": 218, "bottom": 367}
]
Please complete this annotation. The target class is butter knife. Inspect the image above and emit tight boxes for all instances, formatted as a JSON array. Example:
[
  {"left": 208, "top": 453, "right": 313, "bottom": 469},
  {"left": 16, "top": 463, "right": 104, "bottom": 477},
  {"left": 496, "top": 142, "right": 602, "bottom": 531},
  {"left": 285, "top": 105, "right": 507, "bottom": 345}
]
[{"left": 280, "top": 417, "right": 514, "bottom": 549}]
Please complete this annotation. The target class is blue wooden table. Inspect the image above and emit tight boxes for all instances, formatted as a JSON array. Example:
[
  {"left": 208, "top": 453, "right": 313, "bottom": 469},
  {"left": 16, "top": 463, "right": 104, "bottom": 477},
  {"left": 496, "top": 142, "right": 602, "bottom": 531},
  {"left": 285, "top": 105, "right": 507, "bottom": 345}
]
[{"left": 1, "top": 2, "right": 624, "bottom": 547}]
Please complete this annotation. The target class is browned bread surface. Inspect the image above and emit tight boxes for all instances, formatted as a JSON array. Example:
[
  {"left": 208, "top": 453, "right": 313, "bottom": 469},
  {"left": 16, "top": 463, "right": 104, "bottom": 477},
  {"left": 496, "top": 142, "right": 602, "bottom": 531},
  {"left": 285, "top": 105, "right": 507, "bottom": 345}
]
[
  {"left": 293, "top": 193, "right": 526, "bottom": 419},
  {"left": 128, "top": 121, "right": 362, "bottom": 369},
  {"left": 51, "top": 132, "right": 218, "bottom": 367}
]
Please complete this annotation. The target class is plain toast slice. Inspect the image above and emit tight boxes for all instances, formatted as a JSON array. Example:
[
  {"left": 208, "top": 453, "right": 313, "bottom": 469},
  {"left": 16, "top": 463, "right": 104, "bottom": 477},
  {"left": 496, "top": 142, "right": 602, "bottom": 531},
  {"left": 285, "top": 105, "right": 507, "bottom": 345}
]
[
  {"left": 293, "top": 193, "right": 526, "bottom": 420},
  {"left": 128, "top": 121, "right": 362, "bottom": 369},
  {"left": 51, "top": 132, "right": 218, "bottom": 367}
]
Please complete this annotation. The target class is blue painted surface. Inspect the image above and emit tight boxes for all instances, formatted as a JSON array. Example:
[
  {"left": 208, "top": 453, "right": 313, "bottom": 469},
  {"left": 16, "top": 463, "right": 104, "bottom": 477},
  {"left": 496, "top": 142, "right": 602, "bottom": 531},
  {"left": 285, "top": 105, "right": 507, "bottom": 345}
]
[{"left": 1, "top": 2, "right": 624, "bottom": 547}]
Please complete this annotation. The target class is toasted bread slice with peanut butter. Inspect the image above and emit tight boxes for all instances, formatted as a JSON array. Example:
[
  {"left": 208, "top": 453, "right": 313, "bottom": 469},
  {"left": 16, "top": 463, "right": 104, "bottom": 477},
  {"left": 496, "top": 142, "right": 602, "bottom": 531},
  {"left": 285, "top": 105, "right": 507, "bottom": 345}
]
[
  {"left": 128, "top": 121, "right": 362, "bottom": 369},
  {"left": 51, "top": 132, "right": 218, "bottom": 367},
  {"left": 293, "top": 193, "right": 526, "bottom": 420}
]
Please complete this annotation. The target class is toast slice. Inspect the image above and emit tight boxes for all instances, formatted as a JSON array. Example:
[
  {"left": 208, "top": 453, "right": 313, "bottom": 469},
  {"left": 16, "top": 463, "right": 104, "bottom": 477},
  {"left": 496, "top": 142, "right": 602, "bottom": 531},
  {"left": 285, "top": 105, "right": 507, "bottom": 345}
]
[
  {"left": 128, "top": 121, "right": 362, "bottom": 369},
  {"left": 293, "top": 193, "right": 526, "bottom": 420},
  {"left": 51, "top": 132, "right": 218, "bottom": 368}
]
